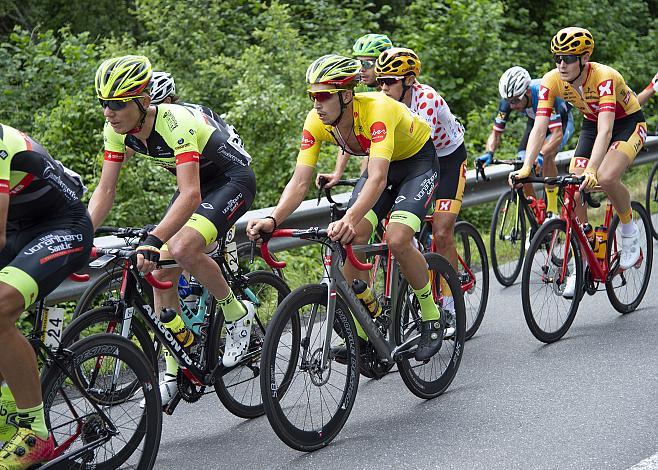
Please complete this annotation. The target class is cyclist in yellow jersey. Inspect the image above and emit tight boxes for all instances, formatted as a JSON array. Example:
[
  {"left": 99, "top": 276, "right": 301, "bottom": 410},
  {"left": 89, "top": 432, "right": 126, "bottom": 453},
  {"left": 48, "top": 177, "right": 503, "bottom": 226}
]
[
  {"left": 89, "top": 56, "right": 257, "bottom": 406},
  {"left": 248, "top": 54, "right": 446, "bottom": 361},
  {"left": 637, "top": 71, "right": 658, "bottom": 106},
  {"left": 510, "top": 27, "right": 647, "bottom": 298}
]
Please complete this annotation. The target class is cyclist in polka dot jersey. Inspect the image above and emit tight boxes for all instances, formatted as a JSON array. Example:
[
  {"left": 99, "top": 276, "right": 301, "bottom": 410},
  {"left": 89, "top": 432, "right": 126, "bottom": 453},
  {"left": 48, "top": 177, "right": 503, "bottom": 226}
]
[{"left": 375, "top": 47, "right": 466, "bottom": 319}]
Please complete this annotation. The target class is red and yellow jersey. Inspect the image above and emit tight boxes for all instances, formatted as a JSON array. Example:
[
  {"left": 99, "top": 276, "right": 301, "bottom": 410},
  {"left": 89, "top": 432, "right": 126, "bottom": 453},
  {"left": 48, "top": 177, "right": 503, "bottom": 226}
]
[
  {"left": 537, "top": 62, "right": 641, "bottom": 122},
  {"left": 296, "top": 92, "right": 431, "bottom": 167}
]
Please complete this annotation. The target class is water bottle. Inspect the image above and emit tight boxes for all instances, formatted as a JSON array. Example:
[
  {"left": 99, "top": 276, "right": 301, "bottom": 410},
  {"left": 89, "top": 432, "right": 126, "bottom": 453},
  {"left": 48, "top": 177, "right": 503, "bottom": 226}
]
[
  {"left": 160, "top": 308, "right": 195, "bottom": 347},
  {"left": 582, "top": 223, "right": 597, "bottom": 250},
  {"left": 352, "top": 280, "right": 382, "bottom": 318},
  {"left": 0, "top": 384, "right": 17, "bottom": 442},
  {"left": 594, "top": 226, "right": 608, "bottom": 262}
]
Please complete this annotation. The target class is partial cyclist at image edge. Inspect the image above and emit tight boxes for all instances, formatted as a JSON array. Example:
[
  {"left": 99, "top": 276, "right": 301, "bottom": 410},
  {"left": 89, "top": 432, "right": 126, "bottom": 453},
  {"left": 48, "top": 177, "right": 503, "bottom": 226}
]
[
  {"left": 90, "top": 55, "right": 257, "bottom": 407},
  {"left": 509, "top": 27, "right": 647, "bottom": 298},
  {"left": 374, "top": 46, "right": 466, "bottom": 321},
  {"left": 637, "top": 71, "right": 658, "bottom": 107},
  {"left": 480, "top": 65, "right": 575, "bottom": 216},
  {"left": 0, "top": 123, "right": 93, "bottom": 469},
  {"left": 247, "top": 54, "right": 446, "bottom": 361}
]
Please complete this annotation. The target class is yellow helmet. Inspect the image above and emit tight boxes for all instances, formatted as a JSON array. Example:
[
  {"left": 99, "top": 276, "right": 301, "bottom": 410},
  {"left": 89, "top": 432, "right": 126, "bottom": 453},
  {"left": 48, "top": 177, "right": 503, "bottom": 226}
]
[
  {"left": 95, "top": 55, "right": 152, "bottom": 100},
  {"left": 306, "top": 55, "right": 361, "bottom": 86},
  {"left": 550, "top": 27, "right": 595, "bottom": 55},
  {"left": 374, "top": 47, "right": 421, "bottom": 77}
]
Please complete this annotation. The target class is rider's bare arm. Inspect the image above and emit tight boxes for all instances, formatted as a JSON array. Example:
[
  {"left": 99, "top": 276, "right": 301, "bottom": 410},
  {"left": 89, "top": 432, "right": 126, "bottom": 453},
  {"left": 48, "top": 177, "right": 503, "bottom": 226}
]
[
  {"left": 485, "top": 129, "right": 502, "bottom": 154},
  {"left": 150, "top": 161, "right": 202, "bottom": 243},
  {"left": 541, "top": 125, "right": 563, "bottom": 157},
  {"left": 87, "top": 159, "right": 122, "bottom": 230},
  {"left": 522, "top": 115, "right": 551, "bottom": 169},
  {"left": 271, "top": 165, "right": 315, "bottom": 224}
]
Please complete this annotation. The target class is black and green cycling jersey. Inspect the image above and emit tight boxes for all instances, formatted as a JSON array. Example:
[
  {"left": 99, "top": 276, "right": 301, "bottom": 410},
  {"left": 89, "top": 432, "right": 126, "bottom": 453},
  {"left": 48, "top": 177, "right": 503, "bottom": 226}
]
[
  {"left": 103, "top": 103, "right": 252, "bottom": 184},
  {"left": 0, "top": 123, "right": 85, "bottom": 220}
]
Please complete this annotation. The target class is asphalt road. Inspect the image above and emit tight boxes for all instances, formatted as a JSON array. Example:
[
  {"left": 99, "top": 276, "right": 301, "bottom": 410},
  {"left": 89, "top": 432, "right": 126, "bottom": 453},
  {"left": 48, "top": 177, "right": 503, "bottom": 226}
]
[{"left": 155, "top": 257, "right": 658, "bottom": 470}]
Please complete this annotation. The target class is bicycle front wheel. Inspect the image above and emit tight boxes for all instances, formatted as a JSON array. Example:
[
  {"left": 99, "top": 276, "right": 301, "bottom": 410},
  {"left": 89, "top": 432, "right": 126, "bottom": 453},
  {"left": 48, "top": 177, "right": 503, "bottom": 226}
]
[
  {"left": 490, "top": 191, "right": 526, "bottom": 286},
  {"left": 260, "top": 284, "right": 359, "bottom": 452},
  {"left": 605, "top": 201, "right": 653, "bottom": 313},
  {"left": 41, "top": 333, "right": 162, "bottom": 469},
  {"left": 213, "top": 270, "right": 292, "bottom": 419},
  {"left": 454, "top": 221, "right": 489, "bottom": 339},
  {"left": 521, "top": 219, "right": 582, "bottom": 343},
  {"left": 644, "top": 162, "right": 658, "bottom": 240},
  {"left": 394, "top": 253, "right": 465, "bottom": 399}
]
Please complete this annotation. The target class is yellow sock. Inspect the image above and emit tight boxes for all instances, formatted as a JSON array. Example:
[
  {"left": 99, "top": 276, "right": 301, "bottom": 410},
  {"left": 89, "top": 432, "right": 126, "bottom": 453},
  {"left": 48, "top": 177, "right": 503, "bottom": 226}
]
[
  {"left": 619, "top": 208, "right": 633, "bottom": 224},
  {"left": 545, "top": 187, "right": 558, "bottom": 214}
]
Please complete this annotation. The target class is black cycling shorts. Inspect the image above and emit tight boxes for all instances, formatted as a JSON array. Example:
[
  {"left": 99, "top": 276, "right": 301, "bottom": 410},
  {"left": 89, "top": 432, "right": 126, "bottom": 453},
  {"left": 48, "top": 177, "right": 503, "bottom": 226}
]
[
  {"left": 434, "top": 143, "right": 467, "bottom": 215},
  {"left": 168, "top": 166, "right": 256, "bottom": 246},
  {"left": 348, "top": 139, "right": 439, "bottom": 233},
  {"left": 0, "top": 201, "right": 93, "bottom": 309}
]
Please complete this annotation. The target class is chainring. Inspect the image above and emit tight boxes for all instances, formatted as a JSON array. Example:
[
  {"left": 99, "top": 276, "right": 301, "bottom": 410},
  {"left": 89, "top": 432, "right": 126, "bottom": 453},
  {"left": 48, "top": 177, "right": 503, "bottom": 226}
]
[{"left": 177, "top": 369, "right": 205, "bottom": 403}]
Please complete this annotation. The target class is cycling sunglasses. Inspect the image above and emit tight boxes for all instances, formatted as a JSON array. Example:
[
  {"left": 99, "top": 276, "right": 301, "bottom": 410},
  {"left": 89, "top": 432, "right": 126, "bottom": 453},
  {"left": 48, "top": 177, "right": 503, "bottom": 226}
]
[
  {"left": 360, "top": 59, "right": 376, "bottom": 70},
  {"left": 98, "top": 98, "right": 134, "bottom": 111},
  {"left": 553, "top": 54, "right": 580, "bottom": 65},
  {"left": 508, "top": 95, "right": 525, "bottom": 105},
  {"left": 376, "top": 76, "right": 403, "bottom": 87},
  {"left": 307, "top": 89, "right": 347, "bottom": 103}
]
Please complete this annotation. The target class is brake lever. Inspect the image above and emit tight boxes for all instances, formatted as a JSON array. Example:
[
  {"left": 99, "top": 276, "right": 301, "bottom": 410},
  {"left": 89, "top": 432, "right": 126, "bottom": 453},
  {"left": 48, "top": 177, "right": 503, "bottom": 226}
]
[
  {"left": 249, "top": 240, "right": 256, "bottom": 264},
  {"left": 317, "top": 176, "right": 327, "bottom": 205}
]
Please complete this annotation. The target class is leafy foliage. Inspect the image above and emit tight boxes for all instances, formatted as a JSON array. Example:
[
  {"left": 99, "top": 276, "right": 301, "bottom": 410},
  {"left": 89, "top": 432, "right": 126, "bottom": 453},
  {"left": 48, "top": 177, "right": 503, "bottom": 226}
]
[{"left": 0, "top": 0, "right": 656, "bottom": 230}]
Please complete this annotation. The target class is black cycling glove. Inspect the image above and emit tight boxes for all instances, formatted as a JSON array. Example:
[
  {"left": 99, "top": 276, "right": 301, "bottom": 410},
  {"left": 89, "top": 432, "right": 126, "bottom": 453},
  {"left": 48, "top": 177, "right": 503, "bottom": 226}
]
[{"left": 137, "top": 234, "right": 164, "bottom": 264}]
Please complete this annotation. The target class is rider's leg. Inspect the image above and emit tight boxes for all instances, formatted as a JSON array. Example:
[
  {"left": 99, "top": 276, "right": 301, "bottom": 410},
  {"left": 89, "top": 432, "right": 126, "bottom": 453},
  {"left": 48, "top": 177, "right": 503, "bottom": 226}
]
[
  {"left": 0, "top": 284, "right": 45, "bottom": 437},
  {"left": 386, "top": 222, "right": 439, "bottom": 322},
  {"left": 597, "top": 149, "right": 632, "bottom": 220},
  {"left": 542, "top": 150, "right": 559, "bottom": 215}
]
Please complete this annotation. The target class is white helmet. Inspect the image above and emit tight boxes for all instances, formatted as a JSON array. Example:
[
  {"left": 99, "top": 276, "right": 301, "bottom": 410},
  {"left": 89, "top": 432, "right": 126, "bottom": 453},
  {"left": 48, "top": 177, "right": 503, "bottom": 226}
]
[
  {"left": 498, "top": 66, "right": 531, "bottom": 100},
  {"left": 149, "top": 71, "right": 176, "bottom": 104}
]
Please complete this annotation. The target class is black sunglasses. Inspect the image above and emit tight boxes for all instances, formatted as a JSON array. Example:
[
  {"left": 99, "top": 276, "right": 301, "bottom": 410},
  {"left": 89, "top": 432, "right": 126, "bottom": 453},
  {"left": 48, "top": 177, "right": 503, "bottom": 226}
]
[
  {"left": 98, "top": 98, "right": 133, "bottom": 111},
  {"left": 553, "top": 54, "right": 580, "bottom": 65},
  {"left": 376, "top": 77, "right": 403, "bottom": 87}
]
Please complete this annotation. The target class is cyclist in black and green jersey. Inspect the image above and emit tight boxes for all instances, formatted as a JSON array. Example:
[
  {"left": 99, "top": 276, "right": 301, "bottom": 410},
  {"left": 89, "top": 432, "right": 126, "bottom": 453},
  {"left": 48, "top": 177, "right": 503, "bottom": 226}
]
[
  {"left": 89, "top": 55, "right": 257, "bottom": 406},
  {"left": 0, "top": 124, "right": 93, "bottom": 469}
]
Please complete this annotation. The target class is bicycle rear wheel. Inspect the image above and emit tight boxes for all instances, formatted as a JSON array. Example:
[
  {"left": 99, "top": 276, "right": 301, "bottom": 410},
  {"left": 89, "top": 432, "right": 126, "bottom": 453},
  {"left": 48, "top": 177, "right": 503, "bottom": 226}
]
[
  {"left": 394, "top": 253, "right": 465, "bottom": 399},
  {"left": 454, "top": 221, "right": 489, "bottom": 339},
  {"left": 605, "top": 201, "right": 653, "bottom": 313},
  {"left": 521, "top": 219, "right": 582, "bottom": 343},
  {"left": 260, "top": 284, "right": 359, "bottom": 452},
  {"left": 41, "top": 333, "right": 161, "bottom": 469},
  {"left": 213, "top": 270, "right": 292, "bottom": 419},
  {"left": 490, "top": 191, "right": 526, "bottom": 286},
  {"left": 644, "top": 162, "right": 658, "bottom": 240}
]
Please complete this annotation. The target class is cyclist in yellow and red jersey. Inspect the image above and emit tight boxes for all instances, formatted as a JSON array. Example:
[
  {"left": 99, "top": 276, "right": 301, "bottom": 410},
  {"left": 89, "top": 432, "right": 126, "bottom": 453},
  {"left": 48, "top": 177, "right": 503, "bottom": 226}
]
[
  {"left": 510, "top": 27, "right": 647, "bottom": 298},
  {"left": 248, "top": 54, "right": 446, "bottom": 361},
  {"left": 0, "top": 124, "right": 93, "bottom": 469},
  {"left": 637, "top": 71, "right": 658, "bottom": 106},
  {"left": 372, "top": 47, "right": 465, "bottom": 321},
  {"left": 90, "top": 56, "right": 257, "bottom": 406}
]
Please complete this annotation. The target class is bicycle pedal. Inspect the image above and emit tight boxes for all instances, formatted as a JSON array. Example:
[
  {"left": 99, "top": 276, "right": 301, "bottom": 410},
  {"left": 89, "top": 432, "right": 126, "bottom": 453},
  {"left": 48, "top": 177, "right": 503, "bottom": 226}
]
[{"left": 163, "top": 392, "right": 182, "bottom": 415}]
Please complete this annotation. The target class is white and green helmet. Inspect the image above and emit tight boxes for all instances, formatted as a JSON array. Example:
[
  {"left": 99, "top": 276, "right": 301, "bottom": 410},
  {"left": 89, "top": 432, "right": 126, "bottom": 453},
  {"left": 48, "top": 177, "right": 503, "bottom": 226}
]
[
  {"left": 306, "top": 55, "right": 361, "bottom": 86},
  {"left": 352, "top": 33, "right": 393, "bottom": 58}
]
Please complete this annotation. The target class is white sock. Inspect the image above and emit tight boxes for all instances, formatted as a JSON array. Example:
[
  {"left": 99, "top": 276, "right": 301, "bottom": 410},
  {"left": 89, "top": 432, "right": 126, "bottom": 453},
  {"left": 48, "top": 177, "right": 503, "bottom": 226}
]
[
  {"left": 621, "top": 221, "right": 637, "bottom": 237},
  {"left": 441, "top": 296, "right": 454, "bottom": 312}
]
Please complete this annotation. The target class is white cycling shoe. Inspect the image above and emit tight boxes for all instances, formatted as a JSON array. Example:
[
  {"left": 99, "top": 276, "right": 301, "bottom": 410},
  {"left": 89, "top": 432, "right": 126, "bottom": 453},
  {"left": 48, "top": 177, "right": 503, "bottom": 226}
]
[
  {"left": 620, "top": 225, "right": 641, "bottom": 270},
  {"left": 562, "top": 272, "right": 577, "bottom": 299},
  {"left": 223, "top": 302, "right": 256, "bottom": 368},
  {"left": 141, "top": 373, "right": 177, "bottom": 409}
]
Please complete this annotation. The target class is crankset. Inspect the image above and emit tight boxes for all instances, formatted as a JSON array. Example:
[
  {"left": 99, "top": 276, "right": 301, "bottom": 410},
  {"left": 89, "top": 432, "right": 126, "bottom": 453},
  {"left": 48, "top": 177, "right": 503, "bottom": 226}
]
[{"left": 177, "top": 369, "right": 205, "bottom": 403}]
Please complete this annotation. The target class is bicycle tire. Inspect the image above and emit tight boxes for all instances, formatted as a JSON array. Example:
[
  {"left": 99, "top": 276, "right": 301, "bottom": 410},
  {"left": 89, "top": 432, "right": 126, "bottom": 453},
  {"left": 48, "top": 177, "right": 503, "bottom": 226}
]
[
  {"left": 490, "top": 191, "right": 526, "bottom": 286},
  {"left": 260, "top": 283, "right": 359, "bottom": 452},
  {"left": 41, "top": 333, "right": 162, "bottom": 469},
  {"left": 644, "top": 161, "right": 658, "bottom": 240},
  {"left": 60, "top": 306, "right": 159, "bottom": 403},
  {"left": 521, "top": 218, "right": 583, "bottom": 343},
  {"left": 394, "top": 253, "right": 465, "bottom": 399},
  {"left": 212, "top": 270, "right": 292, "bottom": 419},
  {"left": 605, "top": 201, "right": 653, "bottom": 313},
  {"left": 454, "top": 221, "right": 490, "bottom": 340}
]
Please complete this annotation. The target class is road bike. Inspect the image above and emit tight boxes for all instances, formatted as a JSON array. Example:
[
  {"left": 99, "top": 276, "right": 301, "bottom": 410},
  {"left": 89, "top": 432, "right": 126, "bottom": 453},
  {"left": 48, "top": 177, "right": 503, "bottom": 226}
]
[
  {"left": 519, "top": 175, "right": 652, "bottom": 343},
  {"left": 22, "top": 273, "right": 161, "bottom": 468},
  {"left": 258, "top": 228, "right": 465, "bottom": 451},
  {"left": 62, "top": 244, "right": 291, "bottom": 419}
]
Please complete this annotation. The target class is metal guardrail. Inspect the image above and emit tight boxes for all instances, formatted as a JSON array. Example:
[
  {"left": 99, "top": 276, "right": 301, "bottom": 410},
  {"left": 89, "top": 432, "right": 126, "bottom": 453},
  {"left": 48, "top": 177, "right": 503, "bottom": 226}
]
[{"left": 50, "top": 136, "right": 658, "bottom": 303}]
